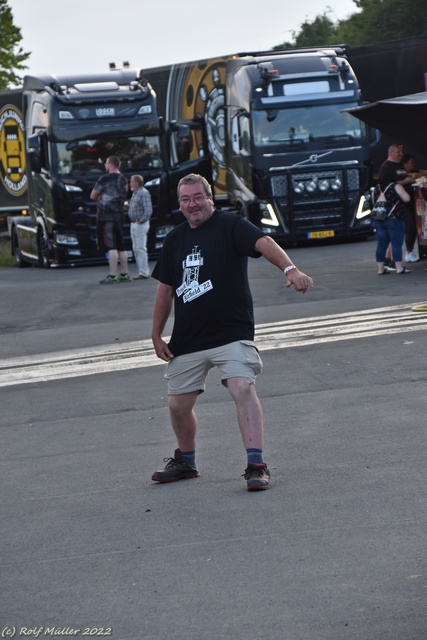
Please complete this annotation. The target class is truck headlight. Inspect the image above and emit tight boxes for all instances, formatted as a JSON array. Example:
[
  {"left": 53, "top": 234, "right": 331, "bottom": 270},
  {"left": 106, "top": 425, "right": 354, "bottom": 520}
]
[
  {"left": 356, "top": 194, "right": 371, "bottom": 220},
  {"left": 55, "top": 233, "right": 79, "bottom": 245}
]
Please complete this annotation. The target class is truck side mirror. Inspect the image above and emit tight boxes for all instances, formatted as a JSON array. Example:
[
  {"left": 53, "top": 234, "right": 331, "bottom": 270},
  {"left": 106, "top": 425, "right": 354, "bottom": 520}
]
[
  {"left": 27, "top": 134, "right": 41, "bottom": 151},
  {"left": 27, "top": 134, "right": 41, "bottom": 173},
  {"left": 177, "top": 138, "right": 190, "bottom": 163},
  {"left": 175, "top": 124, "right": 191, "bottom": 163}
]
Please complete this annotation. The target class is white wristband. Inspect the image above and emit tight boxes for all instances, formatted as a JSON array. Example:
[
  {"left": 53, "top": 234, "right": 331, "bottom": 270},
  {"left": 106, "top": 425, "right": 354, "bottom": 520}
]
[{"left": 284, "top": 265, "right": 296, "bottom": 274}]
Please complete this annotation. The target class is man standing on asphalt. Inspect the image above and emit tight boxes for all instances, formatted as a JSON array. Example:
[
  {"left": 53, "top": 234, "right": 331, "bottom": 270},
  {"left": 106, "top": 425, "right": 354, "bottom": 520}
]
[
  {"left": 128, "top": 175, "right": 153, "bottom": 280},
  {"left": 90, "top": 156, "right": 130, "bottom": 284},
  {"left": 150, "top": 173, "right": 313, "bottom": 491}
]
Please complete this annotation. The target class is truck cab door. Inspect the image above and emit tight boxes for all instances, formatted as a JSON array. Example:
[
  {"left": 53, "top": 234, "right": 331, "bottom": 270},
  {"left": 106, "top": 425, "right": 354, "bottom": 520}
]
[
  {"left": 26, "top": 131, "right": 56, "bottom": 265},
  {"left": 27, "top": 132, "right": 54, "bottom": 221},
  {"left": 229, "top": 112, "right": 253, "bottom": 197}
]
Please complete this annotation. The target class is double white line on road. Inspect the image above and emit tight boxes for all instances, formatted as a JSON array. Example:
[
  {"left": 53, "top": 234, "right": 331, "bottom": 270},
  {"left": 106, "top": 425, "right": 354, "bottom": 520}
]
[
  {"left": 255, "top": 303, "right": 427, "bottom": 349},
  {"left": 1, "top": 304, "right": 426, "bottom": 388}
]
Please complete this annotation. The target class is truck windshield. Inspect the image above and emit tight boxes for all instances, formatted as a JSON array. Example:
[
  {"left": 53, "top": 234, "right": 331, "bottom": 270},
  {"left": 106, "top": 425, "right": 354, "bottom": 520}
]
[
  {"left": 53, "top": 135, "right": 163, "bottom": 175},
  {"left": 252, "top": 103, "right": 367, "bottom": 149}
]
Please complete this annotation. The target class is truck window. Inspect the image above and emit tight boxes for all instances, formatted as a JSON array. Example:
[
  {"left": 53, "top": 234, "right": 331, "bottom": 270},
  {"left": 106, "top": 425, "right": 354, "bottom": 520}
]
[
  {"left": 252, "top": 103, "right": 367, "bottom": 148},
  {"left": 231, "top": 115, "right": 250, "bottom": 155},
  {"left": 240, "top": 117, "right": 250, "bottom": 155},
  {"left": 53, "top": 135, "right": 163, "bottom": 175}
]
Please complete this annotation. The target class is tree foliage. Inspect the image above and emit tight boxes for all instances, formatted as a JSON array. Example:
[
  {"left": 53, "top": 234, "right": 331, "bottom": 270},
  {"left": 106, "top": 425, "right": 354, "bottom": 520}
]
[
  {"left": 0, "top": 0, "right": 30, "bottom": 89},
  {"left": 274, "top": 10, "right": 337, "bottom": 50},
  {"left": 274, "top": 0, "right": 427, "bottom": 49}
]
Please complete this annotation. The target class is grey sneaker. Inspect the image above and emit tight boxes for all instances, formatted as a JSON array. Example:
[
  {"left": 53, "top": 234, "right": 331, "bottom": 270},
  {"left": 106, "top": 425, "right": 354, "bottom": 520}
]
[
  {"left": 152, "top": 449, "right": 200, "bottom": 483},
  {"left": 99, "top": 275, "right": 119, "bottom": 284},
  {"left": 243, "top": 463, "right": 270, "bottom": 491}
]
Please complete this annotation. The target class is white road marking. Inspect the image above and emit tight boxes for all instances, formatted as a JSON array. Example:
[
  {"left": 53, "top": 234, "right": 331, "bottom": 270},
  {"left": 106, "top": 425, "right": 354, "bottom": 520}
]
[{"left": 0, "top": 303, "right": 426, "bottom": 387}]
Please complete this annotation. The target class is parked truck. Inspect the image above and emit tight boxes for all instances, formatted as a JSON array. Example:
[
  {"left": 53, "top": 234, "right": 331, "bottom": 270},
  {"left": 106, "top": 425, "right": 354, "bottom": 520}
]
[
  {"left": 142, "top": 47, "right": 376, "bottom": 244},
  {"left": 0, "top": 69, "right": 212, "bottom": 267}
]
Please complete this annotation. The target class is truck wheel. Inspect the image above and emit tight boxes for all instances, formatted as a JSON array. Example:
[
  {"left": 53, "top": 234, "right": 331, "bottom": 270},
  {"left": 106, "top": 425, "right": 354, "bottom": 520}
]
[
  {"left": 37, "top": 225, "right": 50, "bottom": 268},
  {"left": 13, "top": 231, "right": 30, "bottom": 268}
]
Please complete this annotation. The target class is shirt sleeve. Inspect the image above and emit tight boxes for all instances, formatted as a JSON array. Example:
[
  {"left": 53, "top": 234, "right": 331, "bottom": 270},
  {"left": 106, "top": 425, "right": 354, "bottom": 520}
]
[
  {"left": 231, "top": 215, "right": 264, "bottom": 257},
  {"left": 93, "top": 176, "right": 104, "bottom": 194},
  {"left": 128, "top": 188, "right": 153, "bottom": 222}
]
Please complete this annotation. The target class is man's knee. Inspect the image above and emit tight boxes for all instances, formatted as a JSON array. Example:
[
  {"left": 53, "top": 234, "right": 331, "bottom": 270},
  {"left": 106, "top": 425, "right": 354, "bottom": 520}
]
[
  {"left": 168, "top": 391, "right": 198, "bottom": 416},
  {"left": 226, "top": 376, "right": 255, "bottom": 398}
]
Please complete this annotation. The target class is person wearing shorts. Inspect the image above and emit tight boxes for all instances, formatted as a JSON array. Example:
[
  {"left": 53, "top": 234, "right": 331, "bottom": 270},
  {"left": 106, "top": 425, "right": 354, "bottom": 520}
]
[
  {"left": 165, "top": 341, "right": 262, "bottom": 396},
  {"left": 151, "top": 173, "right": 313, "bottom": 491},
  {"left": 96, "top": 219, "right": 126, "bottom": 254},
  {"left": 90, "top": 155, "right": 130, "bottom": 284}
]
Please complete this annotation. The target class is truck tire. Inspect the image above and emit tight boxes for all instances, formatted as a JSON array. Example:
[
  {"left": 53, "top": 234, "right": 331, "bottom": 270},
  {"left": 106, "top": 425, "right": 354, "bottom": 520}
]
[
  {"left": 37, "top": 225, "right": 50, "bottom": 269},
  {"left": 12, "top": 230, "right": 30, "bottom": 268}
]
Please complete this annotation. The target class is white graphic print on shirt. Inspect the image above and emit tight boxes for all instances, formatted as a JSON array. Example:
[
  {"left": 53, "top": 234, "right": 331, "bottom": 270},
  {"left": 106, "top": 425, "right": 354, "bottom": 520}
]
[{"left": 176, "top": 246, "right": 213, "bottom": 303}]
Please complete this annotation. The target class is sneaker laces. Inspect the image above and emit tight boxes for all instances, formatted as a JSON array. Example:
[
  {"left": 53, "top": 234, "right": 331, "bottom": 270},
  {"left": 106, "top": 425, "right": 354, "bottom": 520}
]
[
  {"left": 163, "top": 456, "right": 180, "bottom": 469},
  {"left": 243, "top": 464, "right": 269, "bottom": 479},
  {"left": 162, "top": 455, "right": 193, "bottom": 471}
]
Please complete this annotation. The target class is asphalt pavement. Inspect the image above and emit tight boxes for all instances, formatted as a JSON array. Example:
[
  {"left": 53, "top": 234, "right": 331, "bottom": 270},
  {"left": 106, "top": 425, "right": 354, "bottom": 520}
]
[{"left": 1, "top": 235, "right": 426, "bottom": 640}]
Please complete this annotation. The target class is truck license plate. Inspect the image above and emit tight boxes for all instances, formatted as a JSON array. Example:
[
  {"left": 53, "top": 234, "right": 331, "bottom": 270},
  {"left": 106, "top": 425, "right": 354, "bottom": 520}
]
[{"left": 307, "top": 230, "right": 335, "bottom": 239}]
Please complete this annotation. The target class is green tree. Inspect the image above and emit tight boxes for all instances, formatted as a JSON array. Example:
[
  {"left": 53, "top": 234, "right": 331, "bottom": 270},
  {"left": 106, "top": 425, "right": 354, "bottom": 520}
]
[
  {"left": 274, "top": 10, "right": 337, "bottom": 50},
  {"left": 0, "top": 0, "right": 30, "bottom": 89},
  {"left": 274, "top": 0, "right": 427, "bottom": 48},
  {"left": 334, "top": 0, "right": 427, "bottom": 45}
]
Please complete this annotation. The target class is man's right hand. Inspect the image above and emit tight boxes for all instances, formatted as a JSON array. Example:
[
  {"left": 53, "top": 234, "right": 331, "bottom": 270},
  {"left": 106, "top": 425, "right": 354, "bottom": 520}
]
[{"left": 152, "top": 337, "right": 174, "bottom": 362}]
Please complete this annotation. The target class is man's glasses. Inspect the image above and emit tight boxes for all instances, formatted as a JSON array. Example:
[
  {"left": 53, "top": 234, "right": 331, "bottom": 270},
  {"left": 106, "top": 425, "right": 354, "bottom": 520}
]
[{"left": 179, "top": 195, "right": 207, "bottom": 206}]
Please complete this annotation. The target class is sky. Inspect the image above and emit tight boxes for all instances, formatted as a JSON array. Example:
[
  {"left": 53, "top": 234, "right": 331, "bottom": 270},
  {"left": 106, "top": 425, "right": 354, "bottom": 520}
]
[{"left": 11, "top": 0, "right": 359, "bottom": 78}]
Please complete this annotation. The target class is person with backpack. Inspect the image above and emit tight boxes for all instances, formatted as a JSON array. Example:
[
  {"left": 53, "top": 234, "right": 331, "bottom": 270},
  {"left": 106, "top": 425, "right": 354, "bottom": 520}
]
[
  {"left": 373, "top": 180, "right": 411, "bottom": 275},
  {"left": 377, "top": 144, "right": 415, "bottom": 270}
]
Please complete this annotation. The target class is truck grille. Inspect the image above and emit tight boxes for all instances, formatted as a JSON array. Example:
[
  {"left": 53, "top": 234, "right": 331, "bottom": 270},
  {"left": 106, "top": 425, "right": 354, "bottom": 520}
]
[{"left": 269, "top": 167, "right": 366, "bottom": 234}]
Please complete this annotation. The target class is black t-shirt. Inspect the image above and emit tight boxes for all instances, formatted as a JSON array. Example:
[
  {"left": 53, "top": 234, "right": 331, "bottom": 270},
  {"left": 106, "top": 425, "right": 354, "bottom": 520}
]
[
  {"left": 378, "top": 160, "right": 407, "bottom": 189},
  {"left": 94, "top": 172, "right": 128, "bottom": 221},
  {"left": 152, "top": 211, "right": 265, "bottom": 356}
]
